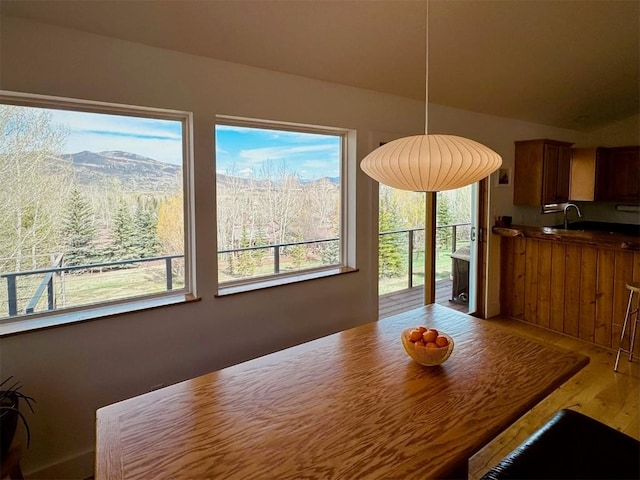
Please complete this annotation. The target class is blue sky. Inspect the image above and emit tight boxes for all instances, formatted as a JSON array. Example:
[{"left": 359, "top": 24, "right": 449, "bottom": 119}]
[
  {"left": 215, "top": 125, "right": 340, "bottom": 180},
  {"left": 47, "top": 108, "right": 340, "bottom": 179},
  {"left": 49, "top": 109, "right": 183, "bottom": 165}
]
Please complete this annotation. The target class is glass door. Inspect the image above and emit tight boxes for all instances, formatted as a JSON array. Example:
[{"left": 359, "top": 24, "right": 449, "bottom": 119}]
[
  {"left": 434, "top": 184, "right": 478, "bottom": 314},
  {"left": 378, "top": 184, "right": 426, "bottom": 297}
]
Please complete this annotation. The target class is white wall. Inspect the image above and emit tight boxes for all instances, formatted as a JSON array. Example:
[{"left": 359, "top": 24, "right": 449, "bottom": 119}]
[{"left": 0, "top": 16, "right": 426, "bottom": 478}]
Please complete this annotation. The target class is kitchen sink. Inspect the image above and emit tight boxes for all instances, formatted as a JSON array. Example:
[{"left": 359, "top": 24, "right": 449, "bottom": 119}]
[{"left": 550, "top": 221, "right": 640, "bottom": 236}]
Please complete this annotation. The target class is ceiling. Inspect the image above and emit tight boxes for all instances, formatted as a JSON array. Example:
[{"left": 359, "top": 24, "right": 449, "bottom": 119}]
[{"left": 1, "top": 0, "right": 638, "bottom": 131}]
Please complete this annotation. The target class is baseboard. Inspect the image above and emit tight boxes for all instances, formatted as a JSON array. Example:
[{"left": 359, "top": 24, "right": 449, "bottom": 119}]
[{"left": 26, "top": 449, "right": 94, "bottom": 480}]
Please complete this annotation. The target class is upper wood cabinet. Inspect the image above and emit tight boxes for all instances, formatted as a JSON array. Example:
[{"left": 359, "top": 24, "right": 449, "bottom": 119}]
[
  {"left": 569, "top": 147, "right": 598, "bottom": 201},
  {"left": 570, "top": 146, "right": 640, "bottom": 203},
  {"left": 595, "top": 146, "right": 640, "bottom": 203},
  {"left": 514, "top": 139, "right": 573, "bottom": 206}
]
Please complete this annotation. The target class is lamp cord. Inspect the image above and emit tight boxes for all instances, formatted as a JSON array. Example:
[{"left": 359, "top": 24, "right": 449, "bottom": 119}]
[{"left": 425, "top": 0, "right": 429, "bottom": 135}]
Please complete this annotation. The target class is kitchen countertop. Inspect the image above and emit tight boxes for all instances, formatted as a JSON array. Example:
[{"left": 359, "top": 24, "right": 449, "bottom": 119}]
[{"left": 492, "top": 224, "right": 640, "bottom": 250}]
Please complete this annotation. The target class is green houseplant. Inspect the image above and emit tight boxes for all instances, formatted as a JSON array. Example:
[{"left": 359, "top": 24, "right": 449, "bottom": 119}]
[{"left": 0, "top": 377, "right": 36, "bottom": 462}]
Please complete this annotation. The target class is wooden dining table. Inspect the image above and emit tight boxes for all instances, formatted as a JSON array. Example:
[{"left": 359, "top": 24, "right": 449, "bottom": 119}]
[{"left": 96, "top": 304, "right": 589, "bottom": 479}]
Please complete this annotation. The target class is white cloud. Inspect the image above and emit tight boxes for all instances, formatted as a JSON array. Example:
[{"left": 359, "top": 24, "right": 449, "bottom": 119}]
[
  {"left": 45, "top": 109, "right": 183, "bottom": 164},
  {"left": 238, "top": 144, "right": 336, "bottom": 164},
  {"left": 50, "top": 110, "right": 181, "bottom": 140}
]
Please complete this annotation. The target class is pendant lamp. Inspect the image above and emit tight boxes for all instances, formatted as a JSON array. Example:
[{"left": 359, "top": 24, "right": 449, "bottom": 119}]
[
  {"left": 360, "top": 4, "right": 501, "bottom": 192},
  {"left": 360, "top": 134, "right": 502, "bottom": 192}
]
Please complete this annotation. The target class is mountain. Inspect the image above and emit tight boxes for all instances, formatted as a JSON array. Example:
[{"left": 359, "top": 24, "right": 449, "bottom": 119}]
[
  {"left": 300, "top": 176, "right": 340, "bottom": 185},
  {"left": 58, "top": 150, "right": 338, "bottom": 193},
  {"left": 216, "top": 173, "right": 339, "bottom": 190},
  {"left": 60, "top": 150, "right": 181, "bottom": 193},
  {"left": 216, "top": 173, "right": 269, "bottom": 190}
]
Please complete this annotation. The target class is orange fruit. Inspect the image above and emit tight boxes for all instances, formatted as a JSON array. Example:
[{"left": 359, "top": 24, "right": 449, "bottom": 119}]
[
  {"left": 408, "top": 329, "right": 423, "bottom": 342},
  {"left": 435, "top": 335, "right": 449, "bottom": 348},
  {"left": 422, "top": 329, "right": 438, "bottom": 343},
  {"left": 426, "top": 342, "right": 438, "bottom": 348},
  {"left": 417, "top": 326, "right": 427, "bottom": 334}
]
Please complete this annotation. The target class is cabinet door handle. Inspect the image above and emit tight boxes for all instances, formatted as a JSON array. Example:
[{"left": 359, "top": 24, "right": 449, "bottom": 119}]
[{"left": 471, "top": 226, "right": 476, "bottom": 242}]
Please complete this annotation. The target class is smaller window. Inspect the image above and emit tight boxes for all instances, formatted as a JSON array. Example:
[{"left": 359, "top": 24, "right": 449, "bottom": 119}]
[{"left": 215, "top": 118, "right": 349, "bottom": 288}]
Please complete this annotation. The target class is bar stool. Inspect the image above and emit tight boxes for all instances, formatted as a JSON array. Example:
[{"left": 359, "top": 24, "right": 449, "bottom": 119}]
[{"left": 614, "top": 281, "right": 640, "bottom": 372}]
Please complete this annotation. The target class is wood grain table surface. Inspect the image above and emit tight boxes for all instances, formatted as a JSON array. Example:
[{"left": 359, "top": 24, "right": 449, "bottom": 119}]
[{"left": 96, "top": 304, "right": 589, "bottom": 480}]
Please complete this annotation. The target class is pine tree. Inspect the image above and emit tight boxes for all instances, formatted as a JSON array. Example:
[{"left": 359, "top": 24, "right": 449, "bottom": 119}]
[
  {"left": 133, "top": 204, "right": 161, "bottom": 258},
  {"left": 321, "top": 239, "right": 339, "bottom": 265},
  {"left": 436, "top": 193, "right": 453, "bottom": 250},
  {"left": 109, "top": 201, "right": 137, "bottom": 260},
  {"left": 61, "top": 188, "right": 98, "bottom": 267},
  {"left": 252, "top": 230, "right": 268, "bottom": 267},
  {"left": 378, "top": 190, "right": 404, "bottom": 278},
  {"left": 236, "top": 225, "right": 257, "bottom": 276},
  {"left": 289, "top": 234, "right": 306, "bottom": 269}
]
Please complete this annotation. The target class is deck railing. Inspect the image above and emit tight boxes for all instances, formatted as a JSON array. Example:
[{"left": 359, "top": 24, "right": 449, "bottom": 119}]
[
  {"left": 1, "top": 224, "right": 469, "bottom": 318},
  {"left": 1, "top": 254, "right": 185, "bottom": 317},
  {"left": 218, "top": 237, "right": 339, "bottom": 275},
  {"left": 379, "top": 222, "right": 471, "bottom": 290}
]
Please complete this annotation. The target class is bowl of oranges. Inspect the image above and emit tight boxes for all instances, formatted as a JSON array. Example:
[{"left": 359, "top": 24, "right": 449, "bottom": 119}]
[{"left": 401, "top": 326, "right": 454, "bottom": 366}]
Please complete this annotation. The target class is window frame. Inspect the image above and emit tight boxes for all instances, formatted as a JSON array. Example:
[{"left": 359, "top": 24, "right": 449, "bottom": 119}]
[
  {"left": 0, "top": 90, "right": 196, "bottom": 334},
  {"left": 214, "top": 115, "right": 354, "bottom": 293}
]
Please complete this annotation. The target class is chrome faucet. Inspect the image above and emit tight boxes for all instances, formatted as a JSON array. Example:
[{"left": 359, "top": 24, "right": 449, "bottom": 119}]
[{"left": 563, "top": 203, "right": 583, "bottom": 229}]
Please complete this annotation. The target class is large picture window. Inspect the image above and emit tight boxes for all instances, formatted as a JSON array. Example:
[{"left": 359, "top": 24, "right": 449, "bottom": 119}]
[
  {"left": 0, "top": 93, "right": 192, "bottom": 322},
  {"left": 215, "top": 118, "right": 347, "bottom": 287}
]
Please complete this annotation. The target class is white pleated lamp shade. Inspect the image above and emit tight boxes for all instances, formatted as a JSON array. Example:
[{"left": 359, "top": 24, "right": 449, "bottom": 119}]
[{"left": 360, "top": 134, "right": 502, "bottom": 192}]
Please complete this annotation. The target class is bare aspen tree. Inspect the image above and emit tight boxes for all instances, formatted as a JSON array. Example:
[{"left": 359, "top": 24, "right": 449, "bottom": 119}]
[
  {"left": 216, "top": 164, "right": 259, "bottom": 275},
  {"left": 304, "top": 177, "right": 339, "bottom": 238},
  {"left": 0, "top": 105, "right": 70, "bottom": 272},
  {"left": 261, "top": 160, "right": 303, "bottom": 246}
]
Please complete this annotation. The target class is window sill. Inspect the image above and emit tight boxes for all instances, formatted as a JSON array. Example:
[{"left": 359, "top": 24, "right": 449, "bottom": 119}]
[
  {"left": 216, "top": 266, "right": 358, "bottom": 297},
  {"left": 0, "top": 293, "right": 200, "bottom": 337}
]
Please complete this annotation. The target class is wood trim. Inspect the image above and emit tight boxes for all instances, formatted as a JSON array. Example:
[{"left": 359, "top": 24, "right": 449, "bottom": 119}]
[
  {"left": 424, "top": 192, "right": 436, "bottom": 304},
  {"left": 474, "top": 178, "right": 488, "bottom": 317}
]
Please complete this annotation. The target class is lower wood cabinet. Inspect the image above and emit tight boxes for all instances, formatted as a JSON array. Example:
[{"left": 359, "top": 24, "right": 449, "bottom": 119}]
[{"left": 500, "top": 236, "right": 640, "bottom": 353}]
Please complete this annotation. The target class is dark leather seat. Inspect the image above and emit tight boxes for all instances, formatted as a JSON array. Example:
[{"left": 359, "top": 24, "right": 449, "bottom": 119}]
[{"left": 480, "top": 409, "right": 640, "bottom": 480}]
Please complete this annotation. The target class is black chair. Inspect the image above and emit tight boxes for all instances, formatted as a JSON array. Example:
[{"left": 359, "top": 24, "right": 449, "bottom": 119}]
[{"left": 481, "top": 409, "right": 640, "bottom": 480}]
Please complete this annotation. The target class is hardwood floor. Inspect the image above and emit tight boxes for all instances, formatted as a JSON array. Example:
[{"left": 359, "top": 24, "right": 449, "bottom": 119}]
[{"left": 468, "top": 315, "right": 640, "bottom": 479}]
